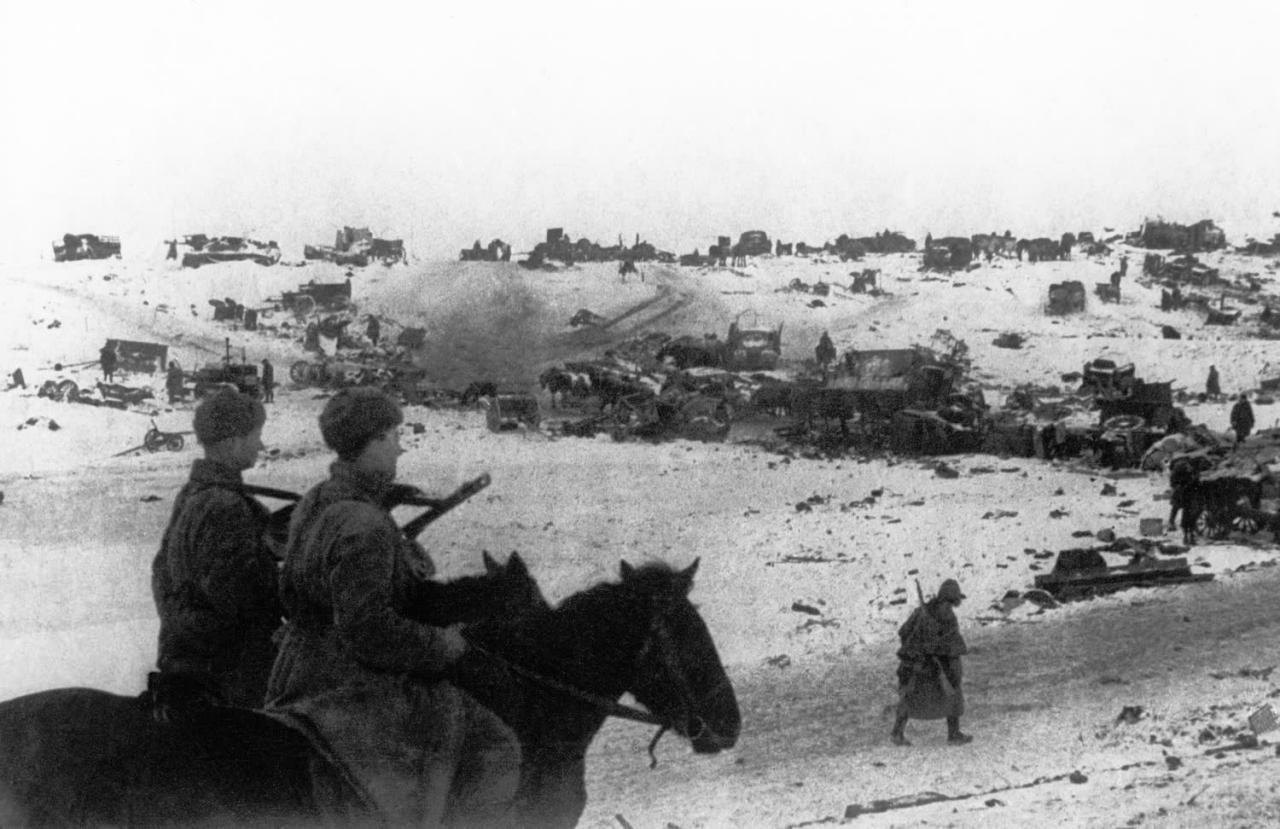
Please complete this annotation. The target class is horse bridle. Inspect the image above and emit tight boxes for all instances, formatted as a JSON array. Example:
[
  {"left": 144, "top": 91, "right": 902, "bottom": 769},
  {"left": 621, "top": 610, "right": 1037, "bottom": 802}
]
[{"left": 469, "top": 597, "right": 712, "bottom": 767}]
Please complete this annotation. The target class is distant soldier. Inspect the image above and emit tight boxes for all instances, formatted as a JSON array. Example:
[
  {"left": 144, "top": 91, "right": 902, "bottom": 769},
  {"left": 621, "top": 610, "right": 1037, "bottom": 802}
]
[
  {"left": 366, "top": 315, "right": 381, "bottom": 348},
  {"left": 892, "top": 579, "right": 972, "bottom": 746},
  {"left": 815, "top": 331, "right": 836, "bottom": 370},
  {"left": 1206, "top": 365, "right": 1221, "bottom": 399},
  {"left": 99, "top": 344, "right": 118, "bottom": 382},
  {"left": 260, "top": 358, "right": 275, "bottom": 403},
  {"left": 7, "top": 368, "right": 25, "bottom": 390},
  {"left": 1167, "top": 454, "right": 1201, "bottom": 532},
  {"left": 1231, "top": 393, "right": 1255, "bottom": 442},
  {"left": 1119, "top": 253, "right": 1129, "bottom": 277},
  {"left": 166, "top": 361, "right": 185, "bottom": 404},
  {"left": 166, "top": 239, "right": 179, "bottom": 260}
]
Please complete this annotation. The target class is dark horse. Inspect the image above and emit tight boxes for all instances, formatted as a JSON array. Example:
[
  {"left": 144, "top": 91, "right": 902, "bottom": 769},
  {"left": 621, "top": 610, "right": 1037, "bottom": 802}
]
[
  {"left": 0, "top": 558, "right": 739, "bottom": 829},
  {"left": 0, "top": 551, "right": 545, "bottom": 828},
  {"left": 466, "top": 558, "right": 740, "bottom": 828}
]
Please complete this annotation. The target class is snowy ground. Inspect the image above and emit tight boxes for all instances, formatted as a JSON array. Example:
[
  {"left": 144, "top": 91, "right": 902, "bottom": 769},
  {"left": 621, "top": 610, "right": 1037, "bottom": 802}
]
[{"left": 3, "top": 245, "right": 1280, "bottom": 827}]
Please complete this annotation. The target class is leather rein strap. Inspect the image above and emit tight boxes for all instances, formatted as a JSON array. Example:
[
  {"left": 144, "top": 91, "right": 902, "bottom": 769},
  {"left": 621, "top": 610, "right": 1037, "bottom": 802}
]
[{"left": 468, "top": 641, "right": 662, "bottom": 728}]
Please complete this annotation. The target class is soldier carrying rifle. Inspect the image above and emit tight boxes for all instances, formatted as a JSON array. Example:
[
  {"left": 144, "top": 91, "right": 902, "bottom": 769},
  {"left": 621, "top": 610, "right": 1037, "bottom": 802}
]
[{"left": 891, "top": 578, "right": 972, "bottom": 746}]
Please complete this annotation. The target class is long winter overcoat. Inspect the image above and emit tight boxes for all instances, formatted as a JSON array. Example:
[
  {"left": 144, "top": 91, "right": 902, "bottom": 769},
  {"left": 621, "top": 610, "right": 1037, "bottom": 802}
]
[
  {"left": 151, "top": 458, "right": 281, "bottom": 708},
  {"left": 896, "top": 598, "right": 968, "bottom": 719},
  {"left": 267, "top": 461, "right": 519, "bottom": 825}
]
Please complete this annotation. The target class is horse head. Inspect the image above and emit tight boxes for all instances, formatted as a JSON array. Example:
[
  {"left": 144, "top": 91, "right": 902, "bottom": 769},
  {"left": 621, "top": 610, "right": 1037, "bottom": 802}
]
[
  {"left": 617, "top": 558, "right": 741, "bottom": 754},
  {"left": 408, "top": 551, "right": 548, "bottom": 626},
  {"left": 481, "top": 551, "right": 550, "bottom": 616}
]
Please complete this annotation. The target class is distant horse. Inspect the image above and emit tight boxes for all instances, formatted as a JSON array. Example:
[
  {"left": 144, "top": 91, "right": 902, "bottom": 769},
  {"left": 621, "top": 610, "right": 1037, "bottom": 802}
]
[
  {"left": 1016, "top": 237, "right": 1065, "bottom": 263},
  {"left": 460, "top": 380, "right": 498, "bottom": 406},
  {"left": 0, "top": 558, "right": 739, "bottom": 829},
  {"left": 538, "top": 367, "right": 592, "bottom": 410},
  {"left": 791, "top": 386, "right": 858, "bottom": 439},
  {"left": 585, "top": 366, "right": 660, "bottom": 413},
  {"left": 749, "top": 381, "right": 796, "bottom": 418}
]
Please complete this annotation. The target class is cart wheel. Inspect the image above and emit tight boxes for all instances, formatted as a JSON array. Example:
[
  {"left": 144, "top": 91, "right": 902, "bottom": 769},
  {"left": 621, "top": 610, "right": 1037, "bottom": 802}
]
[
  {"left": 165, "top": 434, "right": 185, "bottom": 452},
  {"left": 56, "top": 379, "right": 79, "bottom": 402},
  {"left": 1195, "top": 509, "right": 1227, "bottom": 540},
  {"left": 1232, "top": 509, "right": 1261, "bottom": 535},
  {"left": 144, "top": 429, "right": 166, "bottom": 452},
  {"left": 293, "top": 296, "right": 316, "bottom": 317},
  {"left": 290, "top": 361, "right": 311, "bottom": 384}
]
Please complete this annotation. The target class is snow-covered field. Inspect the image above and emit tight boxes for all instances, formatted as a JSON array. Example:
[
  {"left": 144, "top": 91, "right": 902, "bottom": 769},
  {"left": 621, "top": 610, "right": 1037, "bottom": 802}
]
[{"left": 3, "top": 244, "right": 1280, "bottom": 827}]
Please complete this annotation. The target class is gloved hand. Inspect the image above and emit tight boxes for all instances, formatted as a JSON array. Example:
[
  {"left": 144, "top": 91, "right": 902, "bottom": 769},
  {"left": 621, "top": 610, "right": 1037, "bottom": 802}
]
[
  {"left": 146, "top": 671, "right": 223, "bottom": 725},
  {"left": 438, "top": 623, "right": 470, "bottom": 664},
  {"left": 447, "top": 640, "right": 518, "bottom": 707}
]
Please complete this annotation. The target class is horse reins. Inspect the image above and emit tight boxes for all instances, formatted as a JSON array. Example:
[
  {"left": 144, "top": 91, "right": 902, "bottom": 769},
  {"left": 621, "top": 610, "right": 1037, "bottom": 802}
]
[
  {"left": 468, "top": 602, "right": 695, "bottom": 768},
  {"left": 468, "top": 641, "right": 662, "bottom": 728}
]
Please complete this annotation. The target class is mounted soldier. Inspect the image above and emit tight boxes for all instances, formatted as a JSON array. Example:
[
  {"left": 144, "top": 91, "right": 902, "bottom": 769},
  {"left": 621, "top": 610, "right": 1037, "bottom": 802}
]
[
  {"left": 149, "top": 388, "right": 280, "bottom": 719},
  {"left": 267, "top": 388, "right": 520, "bottom": 826}
]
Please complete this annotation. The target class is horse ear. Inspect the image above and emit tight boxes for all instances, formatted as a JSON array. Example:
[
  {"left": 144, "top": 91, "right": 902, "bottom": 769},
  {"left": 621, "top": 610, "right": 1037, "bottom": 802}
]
[
  {"left": 483, "top": 550, "right": 500, "bottom": 574},
  {"left": 620, "top": 560, "right": 635, "bottom": 580},
  {"left": 508, "top": 551, "right": 527, "bottom": 575},
  {"left": 678, "top": 558, "right": 700, "bottom": 592}
]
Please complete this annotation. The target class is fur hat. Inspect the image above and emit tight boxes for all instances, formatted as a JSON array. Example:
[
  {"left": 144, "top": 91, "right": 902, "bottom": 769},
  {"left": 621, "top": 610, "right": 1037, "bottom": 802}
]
[
  {"left": 193, "top": 387, "right": 266, "bottom": 445},
  {"left": 938, "top": 578, "right": 966, "bottom": 604},
  {"left": 319, "top": 387, "right": 403, "bottom": 460}
]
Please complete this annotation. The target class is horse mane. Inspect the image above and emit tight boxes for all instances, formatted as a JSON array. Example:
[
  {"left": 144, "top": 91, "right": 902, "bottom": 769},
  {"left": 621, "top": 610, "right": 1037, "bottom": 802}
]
[
  {"left": 472, "top": 561, "right": 690, "bottom": 684},
  {"left": 557, "top": 561, "right": 686, "bottom": 615}
]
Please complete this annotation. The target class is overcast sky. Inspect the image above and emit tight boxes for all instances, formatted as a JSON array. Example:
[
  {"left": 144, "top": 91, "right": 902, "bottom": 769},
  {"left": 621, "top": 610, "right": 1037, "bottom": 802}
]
[{"left": 3, "top": 0, "right": 1279, "bottom": 262}]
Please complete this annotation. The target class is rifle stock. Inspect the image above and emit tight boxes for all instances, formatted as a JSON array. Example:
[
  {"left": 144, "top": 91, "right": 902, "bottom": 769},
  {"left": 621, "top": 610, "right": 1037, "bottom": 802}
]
[
  {"left": 255, "top": 474, "right": 492, "bottom": 557},
  {"left": 401, "top": 473, "right": 491, "bottom": 540}
]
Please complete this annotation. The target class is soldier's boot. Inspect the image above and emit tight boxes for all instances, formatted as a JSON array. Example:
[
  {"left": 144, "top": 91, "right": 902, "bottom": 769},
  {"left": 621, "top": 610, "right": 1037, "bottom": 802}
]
[
  {"left": 946, "top": 717, "right": 972, "bottom": 745},
  {"left": 890, "top": 713, "right": 910, "bottom": 746}
]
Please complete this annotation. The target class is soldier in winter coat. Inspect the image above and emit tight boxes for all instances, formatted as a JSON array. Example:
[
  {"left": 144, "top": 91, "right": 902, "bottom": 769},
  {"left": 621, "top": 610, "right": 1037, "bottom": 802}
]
[
  {"left": 149, "top": 388, "right": 280, "bottom": 718},
  {"left": 891, "top": 578, "right": 972, "bottom": 746},
  {"left": 815, "top": 331, "right": 837, "bottom": 369},
  {"left": 99, "top": 344, "right": 118, "bottom": 381},
  {"left": 260, "top": 358, "right": 274, "bottom": 403},
  {"left": 267, "top": 388, "right": 520, "bottom": 826},
  {"left": 1231, "top": 393, "right": 1255, "bottom": 442},
  {"left": 1206, "top": 365, "right": 1221, "bottom": 399}
]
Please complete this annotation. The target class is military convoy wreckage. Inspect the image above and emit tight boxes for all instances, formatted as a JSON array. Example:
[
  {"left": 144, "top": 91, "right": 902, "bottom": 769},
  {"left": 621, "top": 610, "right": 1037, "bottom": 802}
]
[
  {"left": 169, "top": 235, "right": 283, "bottom": 268},
  {"left": 305, "top": 226, "right": 407, "bottom": 267},
  {"left": 517, "top": 228, "right": 670, "bottom": 270},
  {"left": 52, "top": 233, "right": 121, "bottom": 262}
]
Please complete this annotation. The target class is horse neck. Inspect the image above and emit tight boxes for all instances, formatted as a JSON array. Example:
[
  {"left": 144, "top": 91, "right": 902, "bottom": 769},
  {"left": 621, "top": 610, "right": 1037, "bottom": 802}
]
[
  {"left": 491, "top": 585, "right": 651, "bottom": 700},
  {"left": 509, "top": 587, "right": 665, "bottom": 767}
]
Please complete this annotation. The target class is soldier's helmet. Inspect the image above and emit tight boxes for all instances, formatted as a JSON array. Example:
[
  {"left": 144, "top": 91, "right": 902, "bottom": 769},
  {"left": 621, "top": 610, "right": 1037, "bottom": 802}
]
[{"left": 938, "top": 579, "right": 966, "bottom": 604}]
